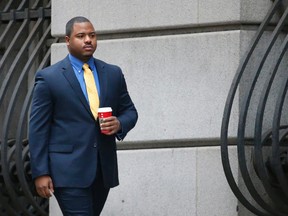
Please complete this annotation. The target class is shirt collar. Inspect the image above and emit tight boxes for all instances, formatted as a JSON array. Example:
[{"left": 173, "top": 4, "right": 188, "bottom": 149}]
[{"left": 69, "top": 54, "right": 94, "bottom": 73}]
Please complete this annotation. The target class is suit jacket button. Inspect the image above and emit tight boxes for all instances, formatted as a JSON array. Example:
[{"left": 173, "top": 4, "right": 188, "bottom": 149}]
[{"left": 94, "top": 143, "right": 97, "bottom": 147}]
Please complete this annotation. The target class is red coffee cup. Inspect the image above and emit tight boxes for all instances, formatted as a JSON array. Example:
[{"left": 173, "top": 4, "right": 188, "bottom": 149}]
[{"left": 98, "top": 107, "right": 112, "bottom": 134}]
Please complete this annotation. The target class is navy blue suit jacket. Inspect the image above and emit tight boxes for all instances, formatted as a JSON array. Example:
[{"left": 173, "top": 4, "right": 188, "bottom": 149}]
[{"left": 29, "top": 56, "right": 137, "bottom": 188}]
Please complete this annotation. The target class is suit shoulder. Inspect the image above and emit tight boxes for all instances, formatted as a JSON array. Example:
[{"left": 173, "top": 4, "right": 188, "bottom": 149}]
[
  {"left": 35, "top": 58, "right": 67, "bottom": 77},
  {"left": 95, "top": 58, "right": 121, "bottom": 72}
]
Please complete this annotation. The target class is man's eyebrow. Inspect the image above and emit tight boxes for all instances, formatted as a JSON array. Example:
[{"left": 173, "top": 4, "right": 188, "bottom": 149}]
[{"left": 75, "top": 31, "right": 96, "bottom": 35}]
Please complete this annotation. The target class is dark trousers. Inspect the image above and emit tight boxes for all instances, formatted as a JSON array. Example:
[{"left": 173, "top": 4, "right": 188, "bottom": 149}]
[{"left": 54, "top": 167, "right": 110, "bottom": 216}]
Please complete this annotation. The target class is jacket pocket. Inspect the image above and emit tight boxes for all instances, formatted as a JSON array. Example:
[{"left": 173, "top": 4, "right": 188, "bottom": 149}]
[{"left": 48, "top": 144, "right": 74, "bottom": 153}]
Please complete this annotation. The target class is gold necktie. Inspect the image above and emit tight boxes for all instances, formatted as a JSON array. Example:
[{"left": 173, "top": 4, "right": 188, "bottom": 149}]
[{"left": 83, "top": 63, "right": 99, "bottom": 119}]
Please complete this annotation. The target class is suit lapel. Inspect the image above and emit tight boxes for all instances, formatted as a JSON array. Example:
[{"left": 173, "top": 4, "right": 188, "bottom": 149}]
[
  {"left": 61, "top": 56, "right": 94, "bottom": 118},
  {"left": 95, "top": 59, "right": 108, "bottom": 107}
]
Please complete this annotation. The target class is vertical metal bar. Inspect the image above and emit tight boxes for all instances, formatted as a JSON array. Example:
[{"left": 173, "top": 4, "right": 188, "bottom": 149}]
[
  {"left": 0, "top": 0, "right": 28, "bottom": 48},
  {"left": 271, "top": 67, "right": 288, "bottom": 207},
  {"left": 0, "top": 0, "right": 53, "bottom": 214},
  {"left": 0, "top": 16, "right": 51, "bottom": 216},
  {"left": 236, "top": 5, "right": 288, "bottom": 215},
  {"left": 253, "top": 32, "right": 288, "bottom": 210},
  {"left": 221, "top": 0, "right": 283, "bottom": 215},
  {"left": 13, "top": 25, "right": 56, "bottom": 216}
]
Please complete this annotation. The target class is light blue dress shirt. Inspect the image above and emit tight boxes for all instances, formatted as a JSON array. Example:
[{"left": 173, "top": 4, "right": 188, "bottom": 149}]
[
  {"left": 69, "top": 54, "right": 123, "bottom": 138},
  {"left": 68, "top": 54, "right": 101, "bottom": 103}
]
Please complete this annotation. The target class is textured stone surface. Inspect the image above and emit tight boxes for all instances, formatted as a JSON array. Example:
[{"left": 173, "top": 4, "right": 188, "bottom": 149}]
[
  {"left": 51, "top": 0, "right": 198, "bottom": 36},
  {"left": 50, "top": 147, "right": 238, "bottom": 216},
  {"left": 103, "top": 148, "right": 197, "bottom": 215},
  {"left": 198, "top": 0, "right": 240, "bottom": 23},
  {"left": 48, "top": 1, "right": 276, "bottom": 215},
  {"left": 51, "top": 0, "right": 273, "bottom": 36},
  {"left": 51, "top": 30, "right": 245, "bottom": 141},
  {"left": 196, "top": 147, "right": 238, "bottom": 216}
]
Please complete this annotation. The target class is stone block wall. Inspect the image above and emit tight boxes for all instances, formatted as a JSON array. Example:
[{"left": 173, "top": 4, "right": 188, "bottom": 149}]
[{"left": 49, "top": 0, "right": 275, "bottom": 215}]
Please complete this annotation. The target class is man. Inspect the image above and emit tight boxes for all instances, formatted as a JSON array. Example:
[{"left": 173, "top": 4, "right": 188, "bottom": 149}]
[{"left": 29, "top": 16, "right": 138, "bottom": 215}]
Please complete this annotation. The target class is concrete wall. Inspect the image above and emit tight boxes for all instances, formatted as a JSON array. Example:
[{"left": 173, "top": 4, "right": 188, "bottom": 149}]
[
  {"left": 51, "top": 30, "right": 244, "bottom": 141},
  {"left": 50, "top": 146, "right": 239, "bottom": 216},
  {"left": 49, "top": 0, "right": 276, "bottom": 215}
]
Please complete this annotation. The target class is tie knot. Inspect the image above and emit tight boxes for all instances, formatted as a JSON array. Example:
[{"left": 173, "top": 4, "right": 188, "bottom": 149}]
[{"left": 83, "top": 63, "right": 90, "bottom": 70}]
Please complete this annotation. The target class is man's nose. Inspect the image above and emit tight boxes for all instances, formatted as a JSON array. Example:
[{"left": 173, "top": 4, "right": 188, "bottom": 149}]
[{"left": 84, "top": 35, "right": 91, "bottom": 43}]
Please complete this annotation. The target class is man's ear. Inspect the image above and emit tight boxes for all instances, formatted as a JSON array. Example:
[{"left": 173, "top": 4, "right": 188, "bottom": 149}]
[{"left": 65, "top": 36, "right": 70, "bottom": 46}]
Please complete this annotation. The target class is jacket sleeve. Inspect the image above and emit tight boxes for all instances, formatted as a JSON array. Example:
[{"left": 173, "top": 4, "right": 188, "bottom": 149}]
[
  {"left": 115, "top": 69, "right": 138, "bottom": 140},
  {"left": 29, "top": 72, "right": 53, "bottom": 179}
]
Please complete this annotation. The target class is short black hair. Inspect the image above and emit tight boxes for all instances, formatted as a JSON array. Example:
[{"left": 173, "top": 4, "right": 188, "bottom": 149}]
[{"left": 66, "top": 16, "right": 91, "bottom": 37}]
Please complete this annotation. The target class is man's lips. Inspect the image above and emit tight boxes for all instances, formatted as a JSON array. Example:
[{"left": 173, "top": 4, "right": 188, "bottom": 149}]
[{"left": 83, "top": 45, "right": 93, "bottom": 50}]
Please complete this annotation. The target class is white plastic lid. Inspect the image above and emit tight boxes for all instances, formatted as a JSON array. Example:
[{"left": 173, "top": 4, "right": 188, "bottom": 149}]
[{"left": 98, "top": 107, "right": 112, "bottom": 112}]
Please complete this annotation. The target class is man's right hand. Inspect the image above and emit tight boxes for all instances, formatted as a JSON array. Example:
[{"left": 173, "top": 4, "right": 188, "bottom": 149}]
[{"left": 34, "top": 175, "right": 54, "bottom": 199}]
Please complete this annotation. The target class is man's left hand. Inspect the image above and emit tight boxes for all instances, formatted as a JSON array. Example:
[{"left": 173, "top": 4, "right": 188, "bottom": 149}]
[{"left": 100, "top": 116, "right": 121, "bottom": 135}]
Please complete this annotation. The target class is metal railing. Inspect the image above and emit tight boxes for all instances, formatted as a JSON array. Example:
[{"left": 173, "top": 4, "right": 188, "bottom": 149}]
[
  {"left": 0, "top": 0, "right": 58, "bottom": 215},
  {"left": 221, "top": 0, "right": 288, "bottom": 215}
]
